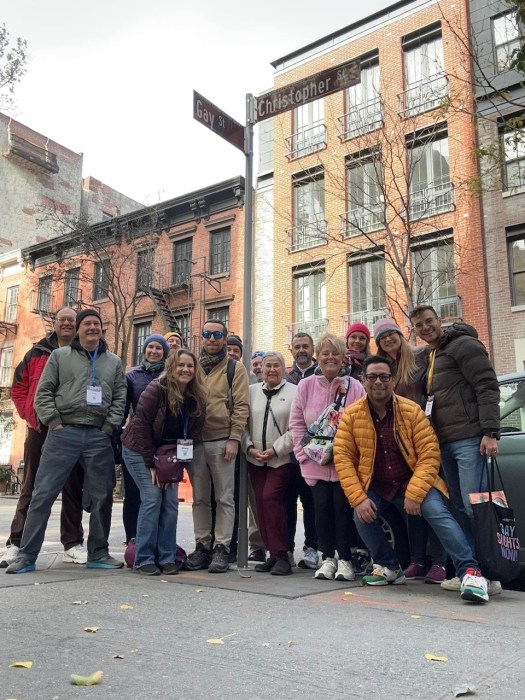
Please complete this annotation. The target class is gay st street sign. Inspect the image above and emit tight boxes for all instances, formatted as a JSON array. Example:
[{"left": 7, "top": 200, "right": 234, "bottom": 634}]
[{"left": 193, "top": 91, "right": 245, "bottom": 152}]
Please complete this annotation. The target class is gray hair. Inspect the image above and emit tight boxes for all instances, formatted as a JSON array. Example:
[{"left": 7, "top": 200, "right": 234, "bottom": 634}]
[
  {"left": 261, "top": 351, "right": 286, "bottom": 369},
  {"left": 315, "top": 333, "right": 346, "bottom": 357}
]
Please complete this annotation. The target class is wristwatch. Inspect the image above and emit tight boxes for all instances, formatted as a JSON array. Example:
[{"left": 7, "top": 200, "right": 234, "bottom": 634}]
[{"left": 484, "top": 431, "right": 499, "bottom": 439}]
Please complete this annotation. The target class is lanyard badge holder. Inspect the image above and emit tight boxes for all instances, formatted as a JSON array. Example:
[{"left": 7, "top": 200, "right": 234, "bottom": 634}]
[
  {"left": 86, "top": 348, "right": 103, "bottom": 406},
  {"left": 425, "top": 350, "right": 435, "bottom": 418},
  {"left": 177, "top": 406, "right": 193, "bottom": 461}
]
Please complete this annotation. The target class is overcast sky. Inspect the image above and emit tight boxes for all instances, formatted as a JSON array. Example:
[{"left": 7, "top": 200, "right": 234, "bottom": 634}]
[{"left": 1, "top": 0, "right": 388, "bottom": 204}]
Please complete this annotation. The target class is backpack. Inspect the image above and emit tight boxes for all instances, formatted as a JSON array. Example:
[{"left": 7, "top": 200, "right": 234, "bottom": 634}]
[{"left": 226, "top": 357, "right": 236, "bottom": 412}]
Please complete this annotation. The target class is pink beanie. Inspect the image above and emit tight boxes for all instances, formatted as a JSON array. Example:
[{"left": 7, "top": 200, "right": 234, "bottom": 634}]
[
  {"left": 346, "top": 322, "right": 371, "bottom": 341},
  {"left": 373, "top": 318, "right": 402, "bottom": 342}
]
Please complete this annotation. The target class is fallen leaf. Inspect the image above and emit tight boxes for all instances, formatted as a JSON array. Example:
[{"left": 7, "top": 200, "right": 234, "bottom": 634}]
[
  {"left": 195, "top": 588, "right": 205, "bottom": 593},
  {"left": 70, "top": 671, "right": 103, "bottom": 686},
  {"left": 344, "top": 591, "right": 353, "bottom": 596},
  {"left": 119, "top": 604, "right": 133, "bottom": 610},
  {"left": 160, "top": 579, "right": 167, "bottom": 583},
  {"left": 206, "top": 632, "right": 237, "bottom": 645},
  {"left": 84, "top": 627, "right": 99, "bottom": 633},
  {"left": 411, "top": 615, "right": 422, "bottom": 619},
  {"left": 142, "top": 594, "right": 149, "bottom": 598},
  {"left": 9, "top": 661, "right": 33, "bottom": 668},
  {"left": 454, "top": 685, "right": 476, "bottom": 697},
  {"left": 113, "top": 654, "right": 125, "bottom": 659},
  {"left": 425, "top": 653, "right": 448, "bottom": 662},
  {"left": 287, "top": 640, "right": 296, "bottom": 647},
  {"left": 72, "top": 600, "right": 89, "bottom": 605}
]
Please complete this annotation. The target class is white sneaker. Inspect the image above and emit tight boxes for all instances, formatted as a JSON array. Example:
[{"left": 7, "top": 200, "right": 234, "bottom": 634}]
[
  {"left": 63, "top": 545, "right": 87, "bottom": 564},
  {"left": 441, "top": 576, "right": 461, "bottom": 591},
  {"left": 298, "top": 547, "right": 319, "bottom": 570},
  {"left": 460, "top": 571, "right": 489, "bottom": 603},
  {"left": 488, "top": 580, "right": 502, "bottom": 596},
  {"left": 335, "top": 559, "right": 356, "bottom": 581},
  {"left": 314, "top": 557, "right": 338, "bottom": 580},
  {"left": 0, "top": 544, "right": 19, "bottom": 568}
]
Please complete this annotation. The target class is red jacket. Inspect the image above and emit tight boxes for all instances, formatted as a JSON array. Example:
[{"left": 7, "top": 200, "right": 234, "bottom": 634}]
[{"left": 11, "top": 333, "right": 60, "bottom": 431}]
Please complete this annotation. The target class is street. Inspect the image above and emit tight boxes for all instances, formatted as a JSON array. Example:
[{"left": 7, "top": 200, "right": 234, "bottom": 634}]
[{"left": 1, "top": 496, "right": 524, "bottom": 700}]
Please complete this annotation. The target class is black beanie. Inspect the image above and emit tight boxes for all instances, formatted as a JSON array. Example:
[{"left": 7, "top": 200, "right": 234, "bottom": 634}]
[
  {"left": 227, "top": 335, "right": 243, "bottom": 356},
  {"left": 75, "top": 308, "right": 102, "bottom": 330}
]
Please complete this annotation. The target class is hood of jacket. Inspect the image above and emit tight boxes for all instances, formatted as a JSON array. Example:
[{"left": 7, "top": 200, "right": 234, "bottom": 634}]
[{"left": 439, "top": 322, "right": 478, "bottom": 348}]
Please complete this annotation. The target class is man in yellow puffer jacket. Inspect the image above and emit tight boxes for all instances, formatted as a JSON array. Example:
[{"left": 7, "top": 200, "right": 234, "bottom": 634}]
[{"left": 334, "top": 355, "right": 490, "bottom": 604}]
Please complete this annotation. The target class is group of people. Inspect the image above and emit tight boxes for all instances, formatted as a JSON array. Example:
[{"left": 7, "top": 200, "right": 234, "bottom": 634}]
[{"left": 1, "top": 305, "right": 501, "bottom": 605}]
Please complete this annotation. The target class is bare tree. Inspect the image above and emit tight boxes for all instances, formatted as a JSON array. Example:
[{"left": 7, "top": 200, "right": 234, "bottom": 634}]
[{"left": 0, "top": 24, "right": 28, "bottom": 111}]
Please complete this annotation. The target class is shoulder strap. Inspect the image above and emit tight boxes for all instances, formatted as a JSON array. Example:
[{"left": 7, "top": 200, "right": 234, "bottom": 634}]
[{"left": 226, "top": 358, "right": 236, "bottom": 413}]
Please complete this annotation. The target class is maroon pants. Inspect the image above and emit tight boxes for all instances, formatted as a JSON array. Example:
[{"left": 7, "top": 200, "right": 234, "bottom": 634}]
[
  {"left": 7, "top": 426, "right": 84, "bottom": 549},
  {"left": 248, "top": 462, "right": 295, "bottom": 559}
]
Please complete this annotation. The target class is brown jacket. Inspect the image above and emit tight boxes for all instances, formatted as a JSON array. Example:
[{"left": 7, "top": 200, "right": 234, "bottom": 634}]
[{"left": 201, "top": 356, "right": 250, "bottom": 442}]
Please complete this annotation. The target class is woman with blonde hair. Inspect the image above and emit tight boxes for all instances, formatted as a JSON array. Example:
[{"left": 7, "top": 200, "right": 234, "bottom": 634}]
[{"left": 122, "top": 348, "right": 207, "bottom": 575}]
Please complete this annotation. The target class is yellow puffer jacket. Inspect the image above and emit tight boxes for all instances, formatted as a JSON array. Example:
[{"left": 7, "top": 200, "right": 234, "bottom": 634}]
[{"left": 333, "top": 394, "right": 447, "bottom": 508}]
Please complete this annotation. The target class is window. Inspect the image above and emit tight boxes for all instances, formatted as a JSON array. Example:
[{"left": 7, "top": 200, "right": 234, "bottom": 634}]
[
  {"left": 412, "top": 238, "right": 458, "bottom": 319},
  {"left": 173, "top": 239, "right": 192, "bottom": 286},
  {"left": 493, "top": 12, "right": 520, "bottom": 72},
  {"left": 400, "top": 26, "right": 448, "bottom": 115},
  {"left": 210, "top": 228, "right": 230, "bottom": 275},
  {"left": 348, "top": 256, "right": 386, "bottom": 329},
  {"left": 63, "top": 268, "right": 80, "bottom": 307},
  {"left": 508, "top": 232, "right": 525, "bottom": 306},
  {"left": 0, "top": 412, "right": 13, "bottom": 463},
  {"left": 501, "top": 124, "right": 525, "bottom": 190},
  {"left": 342, "top": 60, "right": 381, "bottom": 139},
  {"left": 174, "top": 313, "right": 190, "bottom": 346},
  {"left": 344, "top": 155, "right": 383, "bottom": 235},
  {"left": 293, "top": 267, "right": 326, "bottom": 340},
  {"left": 136, "top": 249, "right": 154, "bottom": 290},
  {"left": 37, "top": 276, "right": 52, "bottom": 312},
  {"left": 133, "top": 322, "right": 152, "bottom": 365},
  {"left": 409, "top": 131, "right": 454, "bottom": 219},
  {"left": 208, "top": 306, "right": 229, "bottom": 330},
  {"left": 0, "top": 347, "right": 13, "bottom": 387},
  {"left": 499, "top": 378, "right": 525, "bottom": 433},
  {"left": 287, "top": 99, "right": 326, "bottom": 159},
  {"left": 5, "top": 285, "right": 19, "bottom": 324},
  {"left": 93, "top": 260, "right": 110, "bottom": 300},
  {"left": 289, "top": 171, "right": 326, "bottom": 252}
]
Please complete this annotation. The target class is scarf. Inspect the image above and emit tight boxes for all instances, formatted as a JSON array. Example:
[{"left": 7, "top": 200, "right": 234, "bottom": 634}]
[
  {"left": 141, "top": 358, "right": 165, "bottom": 374},
  {"left": 345, "top": 350, "right": 367, "bottom": 367},
  {"left": 199, "top": 346, "right": 227, "bottom": 374}
]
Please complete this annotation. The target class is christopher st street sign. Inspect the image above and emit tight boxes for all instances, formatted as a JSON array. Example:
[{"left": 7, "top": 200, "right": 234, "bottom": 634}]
[
  {"left": 193, "top": 91, "right": 245, "bottom": 152},
  {"left": 255, "top": 58, "right": 360, "bottom": 122}
]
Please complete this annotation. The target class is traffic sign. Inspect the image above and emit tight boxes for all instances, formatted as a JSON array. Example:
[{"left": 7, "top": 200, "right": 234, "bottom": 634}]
[
  {"left": 193, "top": 91, "right": 245, "bottom": 152},
  {"left": 255, "top": 58, "right": 360, "bottom": 122}
]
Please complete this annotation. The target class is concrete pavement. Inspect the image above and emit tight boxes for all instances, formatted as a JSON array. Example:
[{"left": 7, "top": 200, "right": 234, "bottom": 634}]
[{"left": 1, "top": 496, "right": 524, "bottom": 699}]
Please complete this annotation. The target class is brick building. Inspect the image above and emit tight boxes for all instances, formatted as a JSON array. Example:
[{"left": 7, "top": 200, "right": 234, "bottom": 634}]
[
  {"left": 0, "top": 176, "right": 246, "bottom": 479},
  {"left": 470, "top": 0, "right": 525, "bottom": 373},
  {"left": 254, "top": 0, "right": 490, "bottom": 361}
]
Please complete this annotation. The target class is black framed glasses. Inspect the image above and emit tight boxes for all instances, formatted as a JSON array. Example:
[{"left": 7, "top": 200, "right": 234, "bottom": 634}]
[
  {"left": 365, "top": 373, "right": 393, "bottom": 383},
  {"left": 202, "top": 330, "right": 224, "bottom": 340}
]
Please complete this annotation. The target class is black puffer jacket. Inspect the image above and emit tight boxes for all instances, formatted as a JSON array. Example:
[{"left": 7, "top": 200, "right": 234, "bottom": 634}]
[{"left": 430, "top": 323, "right": 500, "bottom": 444}]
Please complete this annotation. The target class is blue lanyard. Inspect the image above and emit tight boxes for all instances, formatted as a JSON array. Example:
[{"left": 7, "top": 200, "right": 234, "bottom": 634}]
[
  {"left": 179, "top": 405, "right": 189, "bottom": 440},
  {"left": 86, "top": 348, "right": 98, "bottom": 386}
]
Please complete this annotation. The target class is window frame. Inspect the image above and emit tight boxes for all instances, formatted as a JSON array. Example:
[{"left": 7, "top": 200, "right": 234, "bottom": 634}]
[
  {"left": 173, "top": 238, "right": 193, "bottom": 286},
  {"left": 507, "top": 230, "right": 525, "bottom": 306},
  {"left": 5, "top": 285, "right": 19, "bottom": 324},
  {"left": 348, "top": 254, "right": 386, "bottom": 327},
  {"left": 63, "top": 267, "right": 81, "bottom": 307},
  {"left": 133, "top": 321, "right": 152, "bottom": 366},
  {"left": 37, "top": 276, "right": 52, "bottom": 312},
  {"left": 0, "top": 346, "right": 13, "bottom": 387},
  {"left": 93, "top": 260, "right": 110, "bottom": 301},
  {"left": 492, "top": 11, "right": 520, "bottom": 73},
  {"left": 411, "top": 237, "right": 457, "bottom": 317},
  {"left": 209, "top": 228, "right": 231, "bottom": 276}
]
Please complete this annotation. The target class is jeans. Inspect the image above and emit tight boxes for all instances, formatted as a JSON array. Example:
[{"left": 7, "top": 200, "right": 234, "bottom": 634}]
[
  {"left": 355, "top": 487, "right": 478, "bottom": 579},
  {"left": 19, "top": 426, "right": 115, "bottom": 562},
  {"left": 122, "top": 446, "right": 179, "bottom": 567},
  {"left": 406, "top": 514, "right": 446, "bottom": 566},
  {"left": 440, "top": 437, "right": 488, "bottom": 545}
]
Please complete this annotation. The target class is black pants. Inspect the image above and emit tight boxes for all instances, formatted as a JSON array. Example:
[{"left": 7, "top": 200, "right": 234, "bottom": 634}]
[
  {"left": 310, "top": 480, "right": 354, "bottom": 560},
  {"left": 121, "top": 456, "right": 141, "bottom": 543},
  {"left": 286, "top": 465, "right": 318, "bottom": 551}
]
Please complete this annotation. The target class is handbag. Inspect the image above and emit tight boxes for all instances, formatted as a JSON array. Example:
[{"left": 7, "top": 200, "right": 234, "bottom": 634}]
[
  {"left": 153, "top": 444, "right": 185, "bottom": 485},
  {"left": 470, "top": 456, "right": 520, "bottom": 583},
  {"left": 300, "top": 379, "right": 350, "bottom": 466}
]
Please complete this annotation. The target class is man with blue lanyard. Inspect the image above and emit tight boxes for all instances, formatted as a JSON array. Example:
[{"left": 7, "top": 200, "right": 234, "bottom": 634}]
[{"left": 6, "top": 309, "right": 127, "bottom": 574}]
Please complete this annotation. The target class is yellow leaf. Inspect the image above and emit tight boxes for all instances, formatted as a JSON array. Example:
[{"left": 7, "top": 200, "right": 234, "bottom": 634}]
[
  {"left": 411, "top": 615, "right": 422, "bottom": 619},
  {"left": 344, "top": 591, "right": 353, "bottom": 596},
  {"left": 119, "top": 604, "right": 133, "bottom": 610},
  {"left": 425, "top": 653, "right": 448, "bottom": 662},
  {"left": 70, "top": 671, "right": 103, "bottom": 686},
  {"left": 84, "top": 627, "right": 99, "bottom": 633},
  {"left": 207, "top": 638, "right": 224, "bottom": 644},
  {"left": 195, "top": 588, "right": 205, "bottom": 593},
  {"left": 71, "top": 600, "right": 89, "bottom": 605},
  {"left": 9, "top": 661, "right": 33, "bottom": 668}
]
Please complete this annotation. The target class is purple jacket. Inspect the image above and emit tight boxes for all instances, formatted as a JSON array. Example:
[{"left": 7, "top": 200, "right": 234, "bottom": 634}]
[{"left": 290, "top": 374, "right": 365, "bottom": 485}]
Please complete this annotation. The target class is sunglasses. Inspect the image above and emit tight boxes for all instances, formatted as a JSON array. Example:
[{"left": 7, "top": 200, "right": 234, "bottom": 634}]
[{"left": 202, "top": 330, "right": 225, "bottom": 340}]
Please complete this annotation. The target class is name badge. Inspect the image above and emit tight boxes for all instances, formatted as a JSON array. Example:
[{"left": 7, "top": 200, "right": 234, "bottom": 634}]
[
  {"left": 425, "top": 394, "right": 434, "bottom": 418},
  {"left": 177, "top": 439, "right": 193, "bottom": 461},
  {"left": 86, "top": 385, "right": 103, "bottom": 406}
]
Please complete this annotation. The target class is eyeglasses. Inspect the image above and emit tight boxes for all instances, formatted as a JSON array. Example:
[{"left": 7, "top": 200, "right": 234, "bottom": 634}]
[
  {"left": 56, "top": 317, "right": 76, "bottom": 325},
  {"left": 365, "top": 373, "right": 393, "bottom": 383},
  {"left": 202, "top": 330, "right": 224, "bottom": 340}
]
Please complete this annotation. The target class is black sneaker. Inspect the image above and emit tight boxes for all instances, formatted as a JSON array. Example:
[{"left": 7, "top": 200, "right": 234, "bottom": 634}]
[
  {"left": 352, "top": 549, "right": 371, "bottom": 575},
  {"left": 254, "top": 557, "right": 277, "bottom": 573},
  {"left": 247, "top": 549, "right": 266, "bottom": 563},
  {"left": 271, "top": 559, "right": 292, "bottom": 576},
  {"left": 162, "top": 563, "right": 179, "bottom": 575},
  {"left": 184, "top": 543, "right": 212, "bottom": 571},
  {"left": 136, "top": 564, "right": 160, "bottom": 576},
  {"left": 227, "top": 546, "right": 238, "bottom": 564},
  {"left": 208, "top": 544, "right": 229, "bottom": 574}
]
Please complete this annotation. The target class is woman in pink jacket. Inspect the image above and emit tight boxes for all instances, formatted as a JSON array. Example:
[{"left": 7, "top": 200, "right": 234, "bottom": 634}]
[{"left": 290, "top": 334, "right": 365, "bottom": 581}]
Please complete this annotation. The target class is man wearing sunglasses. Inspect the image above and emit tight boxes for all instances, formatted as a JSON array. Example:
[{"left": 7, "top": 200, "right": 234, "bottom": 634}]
[
  {"left": 333, "top": 355, "right": 490, "bottom": 604},
  {"left": 185, "top": 319, "right": 250, "bottom": 574}
]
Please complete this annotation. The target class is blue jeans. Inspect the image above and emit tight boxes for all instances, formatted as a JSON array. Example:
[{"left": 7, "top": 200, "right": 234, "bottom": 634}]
[
  {"left": 19, "top": 426, "right": 115, "bottom": 562},
  {"left": 355, "top": 487, "right": 478, "bottom": 578},
  {"left": 122, "top": 446, "right": 179, "bottom": 567},
  {"left": 440, "top": 437, "right": 488, "bottom": 545}
]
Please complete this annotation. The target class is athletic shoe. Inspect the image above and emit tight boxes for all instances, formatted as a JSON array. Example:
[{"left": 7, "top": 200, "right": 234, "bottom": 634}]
[
  {"left": 255, "top": 557, "right": 277, "bottom": 573},
  {"left": 351, "top": 549, "right": 371, "bottom": 575},
  {"left": 0, "top": 544, "right": 19, "bottom": 568},
  {"left": 314, "top": 557, "right": 338, "bottom": 580},
  {"left": 270, "top": 559, "right": 292, "bottom": 576},
  {"left": 5, "top": 557, "right": 36, "bottom": 574},
  {"left": 403, "top": 562, "right": 426, "bottom": 580},
  {"left": 86, "top": 556, "right": 124, "bottom": 569},
  {"left": 335, "top": 559, "right": 356, "bottom": 581},
  {"left": 184, "top": 543, "right": 212, "bottom": 571},
  {"left": 298, "top": 547, "right": 318, "bottom": 570},
  {"left": 247, "top": 549, "right": 266, "bottom": 563},
  {"left": 460, "top": 569, "right": 489, "bottom": 603},
  {"left": 162, "top": 563, "right": 179, "bottom": 575},
  {"left": 362, "top": 565, "right": 406, "bottom": 586},
  {"left": 136, "top": 564, "right": 160, "bottom": 576},
  {"left": 441, "top": 576, "right": 461, "bottom": 591},
  {"left": 63, "top": 545, "right": 87, "bottom": 565},
  {"left": 208, "top": 544, "right": 229, "bottom": 574},
  {"left": 425, "top": 564, "right": 446, "bottom": 584},
  {"left": 488, "top": 580, "right": 502, "bottom": 596}
]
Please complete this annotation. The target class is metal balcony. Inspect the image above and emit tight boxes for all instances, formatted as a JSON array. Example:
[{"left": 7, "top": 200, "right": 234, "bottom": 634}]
[
  {"left": 417, "top": 295, "right": 461, "bottom": 323},
  {"left": 285, "top": 123, "right": 327, "bottom": 160},
  {"left": 6, "top": 132, "right": 59, "bottom": 174},
  {"left": 338, "top": 99, "right": 382, "bottom": 140},
  {"left": 286, "top": 318, "right": 329, "bottom": 344},
  {"left": 339, "top": 206, "right": 384, "bottom": 237},
  {"left": 286, "top": 220, "right": 328, "bottom": 253},
  {"left": 342, "top": 309, "right": 389, "bottom": 335},
  {"left": 397, "top": 74, "right": 449, "bottom": 117},
  {"left": 408, "top": 179, "right": 455, "bottom": 220}
]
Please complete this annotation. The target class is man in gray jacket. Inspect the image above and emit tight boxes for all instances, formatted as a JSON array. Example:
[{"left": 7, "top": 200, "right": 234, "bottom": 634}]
[{"left": 6, "top": 309, "right": 127, "bottom": 574}]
